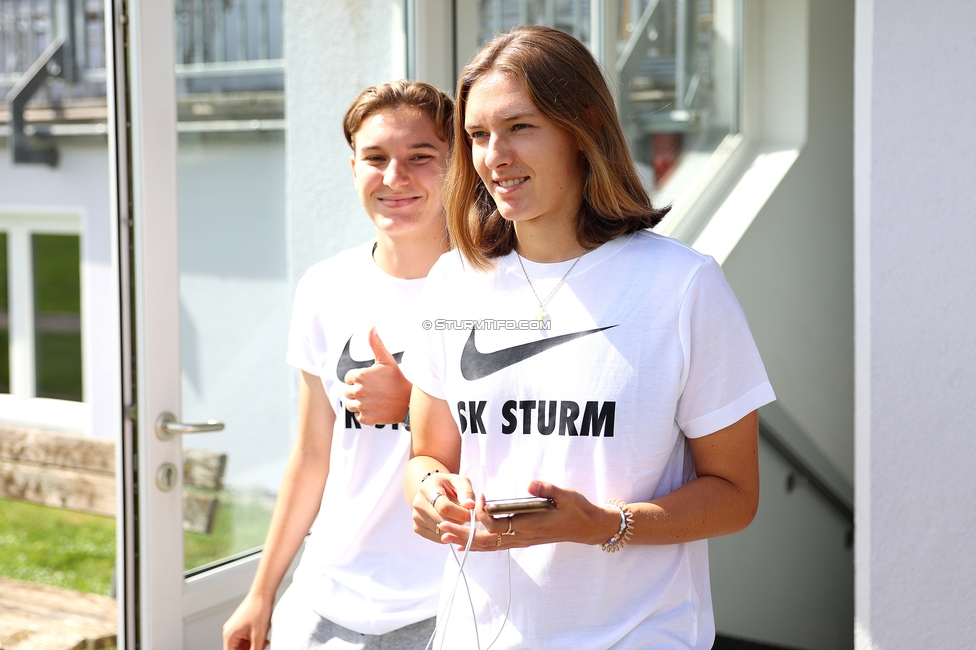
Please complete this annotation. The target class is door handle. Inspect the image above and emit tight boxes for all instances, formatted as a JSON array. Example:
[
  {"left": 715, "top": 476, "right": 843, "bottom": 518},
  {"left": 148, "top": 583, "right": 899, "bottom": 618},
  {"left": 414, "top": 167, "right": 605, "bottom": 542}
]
[{"left": 156, "top": 411, "right": 225, "bottom": 440}]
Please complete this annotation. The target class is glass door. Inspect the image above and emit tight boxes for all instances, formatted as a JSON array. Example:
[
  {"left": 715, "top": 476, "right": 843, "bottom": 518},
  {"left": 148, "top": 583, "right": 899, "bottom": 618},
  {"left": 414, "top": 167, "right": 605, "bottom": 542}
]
[
  {"left": 174, "top": 0, "right": 293, "bottom": 641},
  {"left": 173, "top": 0, "right": 286, "bottom": 574},
  {"left": 109, "top": 0, "right": 292, "bottom": 647}
]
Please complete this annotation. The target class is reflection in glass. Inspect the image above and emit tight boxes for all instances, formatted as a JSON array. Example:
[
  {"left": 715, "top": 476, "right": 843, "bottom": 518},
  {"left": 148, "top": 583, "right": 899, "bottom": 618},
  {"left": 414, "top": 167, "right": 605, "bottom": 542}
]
[
  {"left": 175, "top": 0, "right": 286, "bottom": 571},
  {"left": 1, "top": 232, "right": 9, "bottom": 394},
  {"left": 616, "top": 0, "right": 739, "bottom": 198},
  {"left": 478, "top": 0, "right": 592, "bottom": 45},
  {"left": 473, "top": 0, "right": 739, "bottom": 200},
  {"left": 32, "top": 234, "right": 82, "bottom": 402}
]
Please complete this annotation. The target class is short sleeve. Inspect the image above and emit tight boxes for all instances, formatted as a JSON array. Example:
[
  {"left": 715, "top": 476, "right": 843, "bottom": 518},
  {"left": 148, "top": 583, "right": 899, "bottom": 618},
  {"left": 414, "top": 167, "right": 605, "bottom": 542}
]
[
  {"left": 285, "top": 271, "right": 324, "bottom": 376},
  {"left": 399, "top": 257, "right": 451, "bottom": 400},
  {"left": 675, "top": 257, "right": 775, "bottom": 438}
]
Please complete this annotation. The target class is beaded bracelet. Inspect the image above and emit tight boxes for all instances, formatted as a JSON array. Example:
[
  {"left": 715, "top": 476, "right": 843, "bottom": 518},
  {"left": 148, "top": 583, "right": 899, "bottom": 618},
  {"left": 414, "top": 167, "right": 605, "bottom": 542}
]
[{"left": 600, "top": 498, "right": 634, "bottom": 553}]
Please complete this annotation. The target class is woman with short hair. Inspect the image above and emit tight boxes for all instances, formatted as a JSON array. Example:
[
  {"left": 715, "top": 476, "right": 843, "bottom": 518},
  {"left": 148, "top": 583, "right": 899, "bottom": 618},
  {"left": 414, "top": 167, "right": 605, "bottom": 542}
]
[
  {"left": 223, "top": 80, "right": 453, "bottom": 650},
  {"left": 403, "top": 27, "right": 775, "bottom": 649}
]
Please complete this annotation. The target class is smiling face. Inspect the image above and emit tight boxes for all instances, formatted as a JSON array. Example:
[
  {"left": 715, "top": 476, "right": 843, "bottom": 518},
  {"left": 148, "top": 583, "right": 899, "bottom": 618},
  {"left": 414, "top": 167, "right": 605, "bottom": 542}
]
[
  {"left": 351, "top": 107, "right": 449, "bottom": 239},
  {"left": 464, "top": 72, "right": 585, "bottom": 234}
]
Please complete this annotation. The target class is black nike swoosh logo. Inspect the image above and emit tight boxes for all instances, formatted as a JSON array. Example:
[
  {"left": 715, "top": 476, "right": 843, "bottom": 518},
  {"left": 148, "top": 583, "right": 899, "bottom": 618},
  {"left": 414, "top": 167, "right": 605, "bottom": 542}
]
[
  {"left": 460, "top": 325, "right": 618, "bottom": 381},
  {"left": 336, "top": 336, "right": 404, "bottom": 382}
]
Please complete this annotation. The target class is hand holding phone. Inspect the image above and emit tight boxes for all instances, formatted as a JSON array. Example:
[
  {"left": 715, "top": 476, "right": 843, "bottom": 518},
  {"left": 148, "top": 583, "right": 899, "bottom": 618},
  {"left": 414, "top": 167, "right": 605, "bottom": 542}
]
[{"left": 483, "top": 496, "right": 556, "bottom": 518}]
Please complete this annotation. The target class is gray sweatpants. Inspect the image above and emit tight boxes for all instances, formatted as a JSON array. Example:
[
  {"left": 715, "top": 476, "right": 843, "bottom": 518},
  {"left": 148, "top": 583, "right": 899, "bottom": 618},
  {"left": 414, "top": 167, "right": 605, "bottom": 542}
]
[{"left": 269, "top": 583, "right": 436, "bottom": 650}]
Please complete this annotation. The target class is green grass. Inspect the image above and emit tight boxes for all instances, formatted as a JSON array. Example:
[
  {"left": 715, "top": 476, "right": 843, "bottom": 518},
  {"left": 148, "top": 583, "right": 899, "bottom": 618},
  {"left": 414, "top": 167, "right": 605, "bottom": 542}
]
[
  {"left": 185, "top": 494, "right": 274, "bottom": 571},
  {"left": 0, "top": 492, "right": 275, "bottom": 592},
  {"left": 0, "top": 498, "right": 115, "bottom": 594}
]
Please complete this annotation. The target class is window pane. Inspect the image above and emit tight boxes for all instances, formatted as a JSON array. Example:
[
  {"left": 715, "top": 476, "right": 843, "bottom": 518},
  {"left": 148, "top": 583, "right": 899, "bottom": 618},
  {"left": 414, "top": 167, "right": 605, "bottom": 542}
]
[
  {"left": 176, "top": 0, "right": 285, "bottom": 571},
  {"left": 618, "top": 0, "right": 739, "bottom": 199},
  {"left": 470, "top": 0, "right": 740, "bottom": 202},
  {"left": 32, "top": 234, "right": 83, "bottom": 402},
  {"left": 478, "top": 0, "right": 592, "bottom": 44},
  {"left": 0, "top": 232, "right": 8, "bottom": 394}
]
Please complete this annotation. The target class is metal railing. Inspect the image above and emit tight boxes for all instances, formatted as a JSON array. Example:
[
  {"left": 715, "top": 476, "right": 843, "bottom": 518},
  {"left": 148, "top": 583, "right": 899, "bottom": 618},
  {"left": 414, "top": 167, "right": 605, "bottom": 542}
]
[
  {"left": 0, "top": 0, "right": 106, "bottom": 102},
  {"left": 1, "top": 0, "right": 285, "bottom": 161},
  {"left": 759, "top": 402, "right": 854, "bottom": 524},
  {"left": 174, "top": 0, "right": 283, "bottom": 94},
  {"left": 0, "top": 0, "right": 283, "bottom": 113},
  {"left": 479, "top": 0, "right": 591, "bottom": 44}
]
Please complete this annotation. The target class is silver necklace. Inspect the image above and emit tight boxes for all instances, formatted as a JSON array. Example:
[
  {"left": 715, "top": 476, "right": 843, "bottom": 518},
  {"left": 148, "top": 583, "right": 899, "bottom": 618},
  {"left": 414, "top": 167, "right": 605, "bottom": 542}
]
[{"left": 516, "top": 251, "right": 583, "bottom": 324}]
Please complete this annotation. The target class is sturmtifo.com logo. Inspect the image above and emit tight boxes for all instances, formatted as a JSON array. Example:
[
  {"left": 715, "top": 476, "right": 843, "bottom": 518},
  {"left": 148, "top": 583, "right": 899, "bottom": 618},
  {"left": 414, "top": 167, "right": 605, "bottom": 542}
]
[{"left": 422, "top": 318, "right": 552, "bottom": 331}]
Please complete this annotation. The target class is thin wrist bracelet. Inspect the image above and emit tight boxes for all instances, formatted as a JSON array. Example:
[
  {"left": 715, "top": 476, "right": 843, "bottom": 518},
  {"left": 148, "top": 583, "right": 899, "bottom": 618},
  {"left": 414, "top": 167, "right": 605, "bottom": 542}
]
[
  {"left": 600, "top": 498, "right": 634, "bottom": 553},
  {"left": 420, "top": 469, "right": 440, "bottom": 483}
]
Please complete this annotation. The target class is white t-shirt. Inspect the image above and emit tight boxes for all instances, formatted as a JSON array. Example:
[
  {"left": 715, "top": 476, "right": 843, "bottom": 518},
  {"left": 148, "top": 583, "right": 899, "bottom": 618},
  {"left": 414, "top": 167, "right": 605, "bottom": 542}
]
[
  {"left": 285, "top": 240, "right": 445, "bottom": 635},
  {"left": 401, "top": 231, "right": 775, "bottom": 649}
]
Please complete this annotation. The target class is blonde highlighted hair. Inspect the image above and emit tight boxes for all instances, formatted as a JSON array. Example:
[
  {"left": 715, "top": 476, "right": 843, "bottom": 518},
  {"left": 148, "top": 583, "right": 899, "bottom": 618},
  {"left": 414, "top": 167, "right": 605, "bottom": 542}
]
[
  {"left": 445, "top": 26, "right": 668, "bottom": 269},
  {"left": 343, "top": 80, "right": 454, "bottom": 149}
]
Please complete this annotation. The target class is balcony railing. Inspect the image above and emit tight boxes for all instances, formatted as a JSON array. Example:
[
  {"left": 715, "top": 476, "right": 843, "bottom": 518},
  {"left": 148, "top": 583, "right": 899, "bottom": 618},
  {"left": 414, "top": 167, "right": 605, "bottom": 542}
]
[
  {"left": 174, "top": 0, "right": 283, "bottom": 93},
  {"left": 0, "top": 0, "right": 106, "bottom": 102},
  {"left": 0, "top": 0, "right": 284, "bottom": 145}
]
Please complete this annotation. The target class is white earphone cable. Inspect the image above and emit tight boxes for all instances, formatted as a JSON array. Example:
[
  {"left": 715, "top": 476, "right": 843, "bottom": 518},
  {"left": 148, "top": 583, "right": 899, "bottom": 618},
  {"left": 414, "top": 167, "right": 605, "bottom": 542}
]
[
  {"left": 426, "top": 505, "right": 477, "bottom": 650},
  {"left": 424, "top": 500, "right": 514, "bottom": 650},
  {"left": 483, "top": 546, "right": 512, "bottom": 650}
]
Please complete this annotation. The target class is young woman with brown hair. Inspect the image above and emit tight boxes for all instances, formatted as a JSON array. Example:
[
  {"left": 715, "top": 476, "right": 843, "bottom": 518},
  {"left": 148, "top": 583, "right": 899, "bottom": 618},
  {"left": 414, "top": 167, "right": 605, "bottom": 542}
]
[{"left": 402, "top": 27, "right": 775, "bottom": 649}]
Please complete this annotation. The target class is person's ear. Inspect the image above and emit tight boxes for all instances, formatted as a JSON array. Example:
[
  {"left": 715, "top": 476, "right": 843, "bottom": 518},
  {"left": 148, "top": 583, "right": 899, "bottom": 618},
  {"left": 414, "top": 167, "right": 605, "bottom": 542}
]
[{"left": 350, "top": 155, "right": 356, "bottom": 177}]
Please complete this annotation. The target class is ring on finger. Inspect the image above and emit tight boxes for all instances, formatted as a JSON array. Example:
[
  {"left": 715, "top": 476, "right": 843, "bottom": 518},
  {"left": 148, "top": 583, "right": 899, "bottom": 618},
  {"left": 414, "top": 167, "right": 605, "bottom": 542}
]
[
  {"left": 503, "top": 517, "right": 516, "bottom": 536},
  {"left": 435, "top": 524, "right": 441, "bottom": 536},
  {"left": 429, "top": 493, "right": 445, "bottom": 507}
]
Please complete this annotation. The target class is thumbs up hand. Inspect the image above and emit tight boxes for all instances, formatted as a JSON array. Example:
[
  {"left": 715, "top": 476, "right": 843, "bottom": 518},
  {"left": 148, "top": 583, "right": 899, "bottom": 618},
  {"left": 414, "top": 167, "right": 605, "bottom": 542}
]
[
  {"left": 342, "top": 327, "right": 412, "bottom": 427},
  {"left": 367, "top": 326, "right": 399, "bottom": 367}
]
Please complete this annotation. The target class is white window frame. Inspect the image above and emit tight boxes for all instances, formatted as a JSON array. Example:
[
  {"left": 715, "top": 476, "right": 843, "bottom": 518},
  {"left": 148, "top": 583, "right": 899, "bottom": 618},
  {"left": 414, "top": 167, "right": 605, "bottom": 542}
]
[{"left": 0, "top": 209, "right": 91, "bottom": 433}]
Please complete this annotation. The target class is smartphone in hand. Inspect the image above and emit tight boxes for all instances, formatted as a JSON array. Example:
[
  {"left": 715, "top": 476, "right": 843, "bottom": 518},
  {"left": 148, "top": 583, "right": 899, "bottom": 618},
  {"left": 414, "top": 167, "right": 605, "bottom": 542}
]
[{"left": 484, "top": 497, "right": 556, "bottom": 518}]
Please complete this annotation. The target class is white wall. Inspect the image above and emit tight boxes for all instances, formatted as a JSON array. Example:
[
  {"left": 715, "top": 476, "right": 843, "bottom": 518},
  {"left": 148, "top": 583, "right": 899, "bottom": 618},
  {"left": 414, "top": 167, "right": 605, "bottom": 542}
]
[
  {"left": 285, "top": 0, "right": 403, "bottom": 283},
  {"left": 708, "top": 1, "right": 856, "bottom": 646},
  {"left": 711, "top": 438, "right": 853, "bottom": 649},
  {"left": 283, "top": 0, "right": 405, "bottom": 443},
  {"left": 854, "top": 1, "right": 976, "bottom": 647},
  {"left": 723, "top": 0, "right": 854, "bottom": 484}
]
